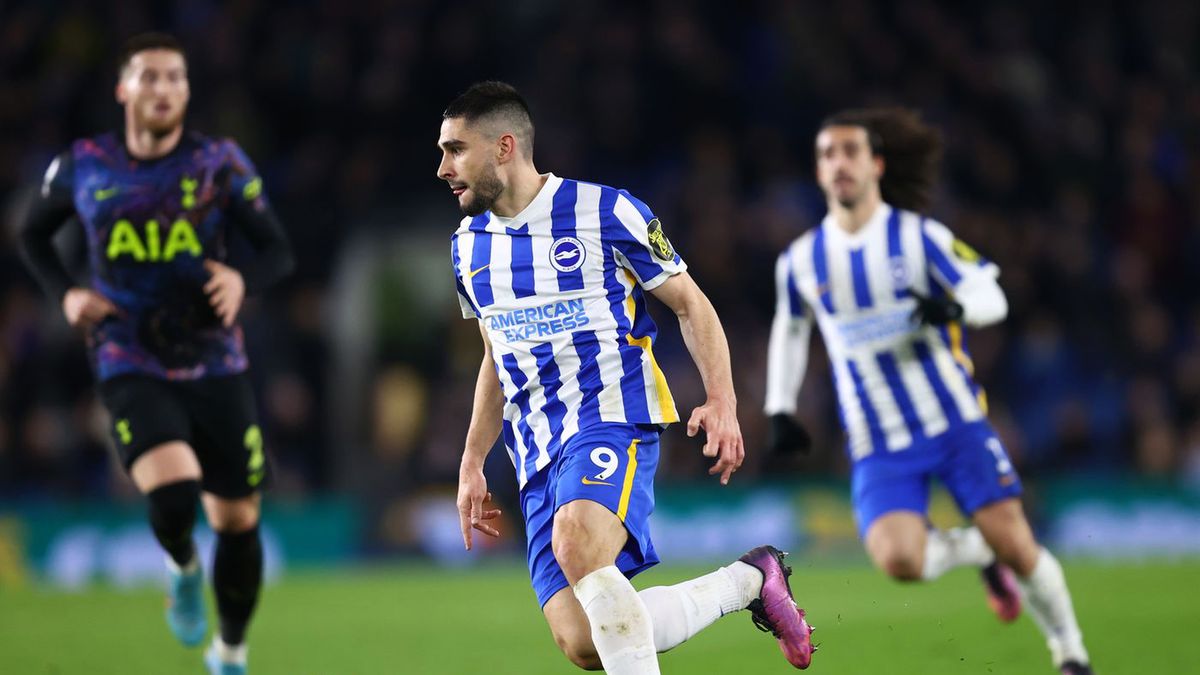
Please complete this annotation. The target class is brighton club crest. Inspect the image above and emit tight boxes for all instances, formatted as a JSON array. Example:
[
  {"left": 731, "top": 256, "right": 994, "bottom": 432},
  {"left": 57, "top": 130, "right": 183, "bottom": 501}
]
[
  {"left": 889, "top": 256, "right": 910, "bottom": 292},
  {"left": 550, "top": 236, "right": 586, "bottom": 272}
]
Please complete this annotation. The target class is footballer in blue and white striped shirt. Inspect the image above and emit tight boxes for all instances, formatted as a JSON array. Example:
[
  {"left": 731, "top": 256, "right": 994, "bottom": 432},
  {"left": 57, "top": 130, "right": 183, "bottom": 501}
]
[
  {"left": 765, "top": 108, "right": 1091, "bottom": 675},
  {"left": 439, "top": 82, "right": 814, "bottom": 672}
]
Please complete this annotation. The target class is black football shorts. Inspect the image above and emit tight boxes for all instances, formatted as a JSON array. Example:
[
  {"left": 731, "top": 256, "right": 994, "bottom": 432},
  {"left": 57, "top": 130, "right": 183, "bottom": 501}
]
[{"left": 97, "top": 373, "right": 269, "bottom": 498}]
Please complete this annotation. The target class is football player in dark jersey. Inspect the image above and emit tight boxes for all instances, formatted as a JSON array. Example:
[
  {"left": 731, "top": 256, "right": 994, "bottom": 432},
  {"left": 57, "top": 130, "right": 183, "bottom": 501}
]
[{"left": 18, "top": 32, "right": 293, "bottom": 675}]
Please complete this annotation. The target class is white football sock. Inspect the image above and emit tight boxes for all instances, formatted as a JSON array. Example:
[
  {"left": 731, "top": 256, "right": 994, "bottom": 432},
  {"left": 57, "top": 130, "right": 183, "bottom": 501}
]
[
  {"left": 638, "top": 561, "right": 762, "bottom": 652},
  {"left": 212, "top": 637, "right": 248, "bottom": 665},
  {"left": 1017, "top": 549, "right": 1089, "bottom": 666},
  {"left": 922, "top": 527, "right": 996, "bottom": 580},
  {"left": 573, "top": 566, "right": 660, "bottom": 674}
]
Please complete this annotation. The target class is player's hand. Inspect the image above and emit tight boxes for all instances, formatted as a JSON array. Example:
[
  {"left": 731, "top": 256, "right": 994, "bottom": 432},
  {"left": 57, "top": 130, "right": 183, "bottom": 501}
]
[
  {"left": 767, "top": 414, "right": 813, "bottom": 456},
  {"left": 61, "top": 287, "right": 118, "bottom": 328},
  {"left": 457, "top": 466, "right": 502, "bottom": 551},
  {"left": 909, "top": 291, "right": 964, "bottom": 326},
  {"left": 687, "top": 396, "right": 744, "bottom": 485},
  {"left": 203, "top": 259, "right": 246, "bottom": 328}
]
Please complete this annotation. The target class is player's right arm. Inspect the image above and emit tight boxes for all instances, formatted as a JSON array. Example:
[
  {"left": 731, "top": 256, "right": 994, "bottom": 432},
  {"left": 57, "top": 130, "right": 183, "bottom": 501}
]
[
  {"left": 17, "top": 151, "right": 117, "bottom": 328},
  {"left": 764, "top": 247, "right": 814, "bottom": 455},
  {"left": 457, "top": 322, "right": 504, "bottom": 551}
]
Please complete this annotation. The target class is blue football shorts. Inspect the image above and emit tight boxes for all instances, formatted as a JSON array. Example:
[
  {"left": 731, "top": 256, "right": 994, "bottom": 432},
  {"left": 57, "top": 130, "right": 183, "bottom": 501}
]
[
  {"left": 521, "top": 422, "right": 661, "bottom": 607},
  {"left": 851, "top": 420, "right": 1023, "bottom": 538}
]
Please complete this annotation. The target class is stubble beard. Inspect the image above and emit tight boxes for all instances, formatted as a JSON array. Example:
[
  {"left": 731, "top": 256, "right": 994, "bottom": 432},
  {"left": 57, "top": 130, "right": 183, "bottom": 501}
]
[
  {"left": 833, "top": 181, "right": 865, "bottom": 210},
  {"left": 137, "top": 106, "right": 185, "bottom": 138},
  {"left": 461, "top": 167, "right": 504, "bottom": 217}
]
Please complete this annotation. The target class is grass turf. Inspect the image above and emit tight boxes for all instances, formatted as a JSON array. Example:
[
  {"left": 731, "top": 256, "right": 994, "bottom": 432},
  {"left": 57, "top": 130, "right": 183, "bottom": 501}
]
[{"left": 0, "top": 559, "right": 1194, "bottom": 674}]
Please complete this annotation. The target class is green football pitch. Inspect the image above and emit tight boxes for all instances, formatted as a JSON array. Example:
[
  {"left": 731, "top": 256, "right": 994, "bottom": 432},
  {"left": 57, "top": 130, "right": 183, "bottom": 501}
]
[{"left": 1, "top": 560, "right": 1194, "bottom": 674}]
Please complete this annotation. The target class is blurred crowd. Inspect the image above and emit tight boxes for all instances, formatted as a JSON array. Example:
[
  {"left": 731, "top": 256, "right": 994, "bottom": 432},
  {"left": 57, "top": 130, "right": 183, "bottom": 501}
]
[{"left": 1, "top": 0, "right": 1197, "bottom": 523}]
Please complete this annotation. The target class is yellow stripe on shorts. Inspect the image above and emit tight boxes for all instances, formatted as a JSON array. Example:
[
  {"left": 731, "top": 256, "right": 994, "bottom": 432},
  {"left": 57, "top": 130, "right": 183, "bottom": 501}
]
[{"left": 616, "top": 438, "right": 640, "bottom": 522}]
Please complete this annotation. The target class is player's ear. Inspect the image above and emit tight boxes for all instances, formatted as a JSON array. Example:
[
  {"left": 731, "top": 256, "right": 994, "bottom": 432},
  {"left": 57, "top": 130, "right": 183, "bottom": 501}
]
[
  {"left": 873, "top": 154, "right": 885, "bottom": 180},
  {"left": 496, "top": 133, "right": 517, "bottom": 165},
  {"left": 115, "top": 62, "right": 130, "bottom": 104}
]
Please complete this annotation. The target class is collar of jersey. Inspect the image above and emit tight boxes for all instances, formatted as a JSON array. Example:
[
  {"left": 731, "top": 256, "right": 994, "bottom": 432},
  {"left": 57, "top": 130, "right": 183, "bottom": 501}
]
[
  {"left": 485, "top": 172, "right": 562, "bottom": 231},
  {"left": 113, "top": 127, "right": 196, "bottom": 166},
  {"left": 823, "top": 200, "right": 890, "bottom": 246}
]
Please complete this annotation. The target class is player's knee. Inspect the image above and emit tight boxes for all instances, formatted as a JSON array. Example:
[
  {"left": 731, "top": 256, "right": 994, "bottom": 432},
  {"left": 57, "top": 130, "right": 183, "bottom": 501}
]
[
  {"left": 870, "top": 543, "right": 923, "bottom": 581},
  {"left": 552, "top": 511, "right": 603, "bottom": 582},
  {"left": 552, "top": 534, "right": 592, "bottom": 583},
  {"left": 146, "top": 479, "right": 200, "bottom": 528},
  {"left": 880, "top": 553, "right": 923, "bottom": 581},
  {"left": 556, "top": 637, "right": 602, "bottom": 671},
  {"left": 206, "top": 498, "right": 260, "bottom": 533},
  {"left": 549, "top": 617, "right": 602, "bottom": 670},
  {"left": 991, "top": 536, "right": 1039, "bottom": 576},
  {"left": 545, "top": 591, "right": 602, "bottom": 670},
  {"left": 566, "top": 651, "right": 603, "bottom": 671}
]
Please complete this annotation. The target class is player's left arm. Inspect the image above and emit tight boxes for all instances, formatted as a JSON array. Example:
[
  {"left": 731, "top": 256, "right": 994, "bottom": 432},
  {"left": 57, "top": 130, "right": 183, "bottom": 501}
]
[
  {"left": 207, "top": 141, "right": 296, "bottom": 327},
  {"left": 648, "top": 271, "right": 745, "bottom": 484},
  {"left": 914, "top": 219, "right": 1007, "bottom": 328},
  {"left": 608, "top": 190, "right": 744, "bottom": 483}
]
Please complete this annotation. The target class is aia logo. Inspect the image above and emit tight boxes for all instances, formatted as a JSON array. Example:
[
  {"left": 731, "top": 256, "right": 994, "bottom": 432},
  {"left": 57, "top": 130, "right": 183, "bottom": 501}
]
[{"left": 550, "top": 237, "right": 586, "bottom": 272}]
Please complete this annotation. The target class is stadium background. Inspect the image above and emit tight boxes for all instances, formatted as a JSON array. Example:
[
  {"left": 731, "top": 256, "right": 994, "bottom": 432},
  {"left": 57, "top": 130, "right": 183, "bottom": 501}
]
[{"left": 0, "top": 1, "right": 1196, "bottom": 673}]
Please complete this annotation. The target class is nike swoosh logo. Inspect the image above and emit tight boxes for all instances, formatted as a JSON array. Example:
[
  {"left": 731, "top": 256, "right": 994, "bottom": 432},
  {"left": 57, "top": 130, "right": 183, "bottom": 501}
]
[
  {"left": 93, "top": 187, "right": 119, "bottom": 201},
  {"left": 468, "top": 264, "right": 490, "bottom": 278},
  {"left": 581, "top": 476, "right": 614, "bottom": 486}
]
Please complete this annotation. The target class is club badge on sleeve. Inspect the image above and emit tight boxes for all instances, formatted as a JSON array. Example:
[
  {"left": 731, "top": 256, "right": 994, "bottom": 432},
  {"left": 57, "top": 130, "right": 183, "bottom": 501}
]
[
  {"left": 951, "top": 238, "right": 981, "bottom": 263},
  {"left": 647, "top": 218, "right": 675, "bottom": 262}
]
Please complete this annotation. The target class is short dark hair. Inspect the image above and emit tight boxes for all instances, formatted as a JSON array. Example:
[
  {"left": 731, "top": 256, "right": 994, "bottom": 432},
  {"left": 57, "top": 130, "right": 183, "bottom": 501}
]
[
  {"left": 444, "top": 81, "right": 535, "bottom": 156},
  {"left": 118, "top": 32, "right": 187, "bottom": 78},
  {"left": 820, "top": 107, "right": 943, "bottom": 213}
]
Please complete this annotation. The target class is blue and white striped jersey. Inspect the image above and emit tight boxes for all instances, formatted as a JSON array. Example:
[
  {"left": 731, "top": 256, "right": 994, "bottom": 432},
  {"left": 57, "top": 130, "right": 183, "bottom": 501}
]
[
  {"left": 452, "top": 174, "right": 684, "bottom": 488},
  {"left": 765, "top": 203, "right": 1003, "bottom": 461}
]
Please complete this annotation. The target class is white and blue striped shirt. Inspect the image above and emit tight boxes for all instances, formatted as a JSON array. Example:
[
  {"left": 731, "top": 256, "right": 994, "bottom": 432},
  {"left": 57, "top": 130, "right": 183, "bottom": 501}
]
[
  {"left": 452, "top": 174, "right": 684, "bottom": 488},
  {"left": 765, "top": 202, "right": 1006, "bottom": 461}
]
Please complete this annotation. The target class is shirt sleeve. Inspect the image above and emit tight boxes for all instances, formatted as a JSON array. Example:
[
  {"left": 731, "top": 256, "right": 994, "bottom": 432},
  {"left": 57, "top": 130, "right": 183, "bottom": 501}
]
[
  {"left": 607, "top": 190, "right": 687, "bottom": 291},
  {"left": 921, "top": 219, "right": 1007, "bottom": 327},
  {"left": 18, "top": 151, "right": 78, "bottom": 302},
  {"left": 221, "top": 140, "right": 294, "bottom": 293},
  {"left": 764, "top": 248, "right": 814, "bottom": 415},
  {"left": 450, "top": 235, "right": 479, "bottom": 319},
  {"left": 921, "top": 219, "right": 999, "bottom": 289}
]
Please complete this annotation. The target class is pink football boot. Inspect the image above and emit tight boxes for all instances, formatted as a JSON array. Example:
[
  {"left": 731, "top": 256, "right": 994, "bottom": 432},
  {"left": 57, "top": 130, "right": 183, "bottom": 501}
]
[
  {"left": 981, "top": 562, "right": 1022, "bottom": 623},
  {"left": 739, "top": 545, "right": 816, "bottom": 669}
]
